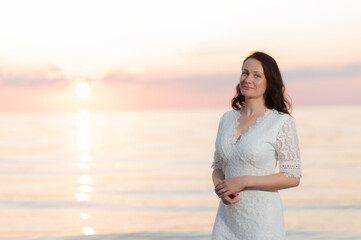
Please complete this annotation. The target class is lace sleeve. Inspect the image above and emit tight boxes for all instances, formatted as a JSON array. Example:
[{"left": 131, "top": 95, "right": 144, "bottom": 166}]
[
  {"left": 275, "top": 117, "right": 302, "bottom": 178},
  {"left": 212, "top": 151, "right": 223, "bottom": 170},
  {"left": 211, "top": 115, "right": 225, "bottom": 171}
]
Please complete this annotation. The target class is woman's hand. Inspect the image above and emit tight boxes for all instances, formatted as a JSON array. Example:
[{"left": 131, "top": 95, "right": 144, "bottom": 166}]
[
  {"left": 215, "top": 176, "right": 248, "bottom": 199},
  {"left": 221, "top": 193, "right": 241, "bottom": 205}
]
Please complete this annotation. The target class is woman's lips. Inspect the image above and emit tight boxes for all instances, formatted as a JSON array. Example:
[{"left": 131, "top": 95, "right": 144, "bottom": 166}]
[{"left": 242, "top": 85, "right": 253, "bottom": 90}]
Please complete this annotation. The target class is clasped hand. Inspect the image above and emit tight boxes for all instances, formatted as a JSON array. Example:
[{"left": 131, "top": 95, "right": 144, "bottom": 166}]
[{"left": 214, "top": 176, "right": 247, "bottom": 205}]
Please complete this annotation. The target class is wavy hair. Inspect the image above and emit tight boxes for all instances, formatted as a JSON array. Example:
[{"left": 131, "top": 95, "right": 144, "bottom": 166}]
[{"left": 231, "top": 51, "right": 292, "bottom": 114}]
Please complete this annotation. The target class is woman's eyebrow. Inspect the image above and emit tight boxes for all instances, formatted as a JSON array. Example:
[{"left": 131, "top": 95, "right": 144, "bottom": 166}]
[
  {"left": 242, "top": 68, "right": 263, "bottom": 72},
  {"left": 242, "top": 69, "right": 264, "bottom": 75}
]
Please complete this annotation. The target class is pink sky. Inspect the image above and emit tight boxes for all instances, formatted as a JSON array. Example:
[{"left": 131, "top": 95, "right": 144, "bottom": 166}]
[
  {"left": 0, "top": 1, "right": 360, "bottom": 111},
  {"left": 1, "top": 66, "right": 360, "bottom": 112}
]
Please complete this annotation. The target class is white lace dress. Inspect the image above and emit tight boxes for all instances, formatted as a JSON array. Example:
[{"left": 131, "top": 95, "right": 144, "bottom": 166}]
[{"left": 211, "top": 108, "right": 302, "bottom": 240}]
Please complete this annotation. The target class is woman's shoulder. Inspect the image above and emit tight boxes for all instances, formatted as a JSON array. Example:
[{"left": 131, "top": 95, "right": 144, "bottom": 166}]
[
  {"left": 270, "top": 109, "right": 295, "bottom": 125},
  {"left": 220, "top": 109, "right": 239, "bottom": 120},
  {"left": 217, "top": 109, "right": 239, "bottom": 126}
]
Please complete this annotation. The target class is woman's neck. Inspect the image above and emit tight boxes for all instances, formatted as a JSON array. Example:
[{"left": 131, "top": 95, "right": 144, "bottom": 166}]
[{"left": 243, "top": 98, "right": 267, "bottom": 116}]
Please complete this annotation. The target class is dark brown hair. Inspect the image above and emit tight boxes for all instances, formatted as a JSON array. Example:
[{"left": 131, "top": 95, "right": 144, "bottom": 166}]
[{"left": 231, "top": 51, "right": 292, "bottom": 114}]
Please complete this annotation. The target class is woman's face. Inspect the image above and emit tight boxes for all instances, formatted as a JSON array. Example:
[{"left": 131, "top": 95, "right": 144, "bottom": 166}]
[{"left": 239, "top": 58, "right": 267, "bottom": 100}]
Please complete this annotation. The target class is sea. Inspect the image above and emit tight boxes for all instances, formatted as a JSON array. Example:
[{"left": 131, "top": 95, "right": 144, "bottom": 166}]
[{"left": 0, "top": 106, "right": 360, "bottom": 240}]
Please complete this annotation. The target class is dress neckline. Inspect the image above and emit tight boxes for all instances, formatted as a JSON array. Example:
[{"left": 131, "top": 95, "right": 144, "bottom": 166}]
[{"left": 231, "top": 108, "right": 274, "bottom": 145}]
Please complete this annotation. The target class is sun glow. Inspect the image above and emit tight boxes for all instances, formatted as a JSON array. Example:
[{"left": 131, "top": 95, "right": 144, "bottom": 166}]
[{"left": 76, "top": 82, "right": 92, "bottom": 98}]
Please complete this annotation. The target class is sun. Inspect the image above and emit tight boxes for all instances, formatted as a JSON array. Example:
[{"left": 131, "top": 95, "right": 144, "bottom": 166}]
[{"left": 76, "top": 82, "right": 92, "bottom": 98}]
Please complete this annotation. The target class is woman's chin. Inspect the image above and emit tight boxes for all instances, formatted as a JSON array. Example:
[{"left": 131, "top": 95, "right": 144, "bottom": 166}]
[{"left": 240, "top": 91, "right": 252, "bottom": 98}]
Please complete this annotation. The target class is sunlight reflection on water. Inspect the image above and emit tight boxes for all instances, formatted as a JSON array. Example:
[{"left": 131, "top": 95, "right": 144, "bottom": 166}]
[{"left": 76, "top": 110, "right": 95, "bottom": 235}]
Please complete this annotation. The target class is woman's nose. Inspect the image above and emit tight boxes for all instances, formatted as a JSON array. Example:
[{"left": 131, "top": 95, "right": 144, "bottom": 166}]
[{"left": 243, "top": 75, "right": 252, "bottom": 83}]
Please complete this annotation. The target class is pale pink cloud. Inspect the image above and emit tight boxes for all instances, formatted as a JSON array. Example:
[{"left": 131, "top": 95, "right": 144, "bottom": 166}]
[
  {"left": 0, "top": 64, "right": 69, "bottom": 87},
  {"left": 1, "top": 62, "right": 360, "bottom": 112},
  {"left": 286, "top": 77, "right": 361, "bottom": 106}
]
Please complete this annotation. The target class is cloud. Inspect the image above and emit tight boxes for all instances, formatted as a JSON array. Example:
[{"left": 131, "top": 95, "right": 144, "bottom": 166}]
[
  {"left": 151, "top": 73, "right": 238, "bottom": 93},
  {"left": 0, "top": 64, "right": 69, "bottom": 87},
  {"left": 102, "top": 67, "right": 141, "bottom": 83},
  {"left": 103, "top": 62, "right": 361, "bottom": 96},
  {"left": 282, "top": 63, "right": 361, "bottom": 80},
  {"left": 102, "top": 66, "right": 238, "bottom": 93}
]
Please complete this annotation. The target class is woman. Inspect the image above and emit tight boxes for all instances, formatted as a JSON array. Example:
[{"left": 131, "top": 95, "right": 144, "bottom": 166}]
[{"left": 211, "top": 51, "right": 302, "bottom": 239}]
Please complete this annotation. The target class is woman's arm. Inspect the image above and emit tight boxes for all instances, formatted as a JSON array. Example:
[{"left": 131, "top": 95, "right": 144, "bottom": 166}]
[
  {"left": 212, "top": 169, "right": 241, "bottom": 204},
  {"left": 215, "top": 172, "right": 300, "bottom": 198},
  {"left": 212, "top": 169, "right": 225, "bottom": 186},
  {"left": 245, "top": 172, "right": 300, "bottom": 190}
]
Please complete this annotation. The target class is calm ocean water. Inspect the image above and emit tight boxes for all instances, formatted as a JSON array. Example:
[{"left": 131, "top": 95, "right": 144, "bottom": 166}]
[{"left": 0, "top": 106, "right": 360, "bottom": 239}]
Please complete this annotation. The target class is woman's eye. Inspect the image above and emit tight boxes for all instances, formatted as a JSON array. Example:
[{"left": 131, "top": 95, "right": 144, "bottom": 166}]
[{"left": 255, "top": 74, "right": 261, "bottom": 78}]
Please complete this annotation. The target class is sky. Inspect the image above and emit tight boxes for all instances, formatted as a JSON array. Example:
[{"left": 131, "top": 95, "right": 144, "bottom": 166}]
[{"left": 0, "top": 0, "right": 361, "bottom": 111}]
